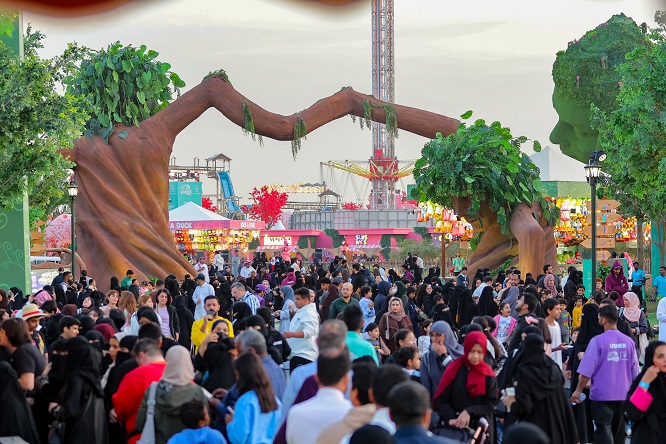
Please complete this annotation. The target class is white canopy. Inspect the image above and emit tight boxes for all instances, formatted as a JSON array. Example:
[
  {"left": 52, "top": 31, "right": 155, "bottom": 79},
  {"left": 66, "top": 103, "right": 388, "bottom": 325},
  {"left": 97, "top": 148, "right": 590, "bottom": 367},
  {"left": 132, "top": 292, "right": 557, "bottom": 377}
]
[
  {"left": 270, "top": 220, "right": 286, "bottom": 230},
  {"left": 168, "top": 201, "right": 229, "bottom": 221},
  {"left": 529, "top": 146, "right": 586, "bottom": 182}
]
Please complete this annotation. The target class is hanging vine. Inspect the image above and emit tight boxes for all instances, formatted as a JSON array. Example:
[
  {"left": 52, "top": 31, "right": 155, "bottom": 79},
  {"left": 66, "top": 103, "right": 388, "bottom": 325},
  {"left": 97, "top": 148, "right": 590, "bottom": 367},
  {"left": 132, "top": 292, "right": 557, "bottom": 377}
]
[
  {"left": 242, "top": 101, "right": 263, "bottom": 147},
  {"left": 412, "top": 226, "right": 432, "bottom": 241},
  {"left": 291, "top": 116, "right": 307, "bottom": 160},
  {"left": 357, "top": 99, "right": 399, "bottom": 138}
]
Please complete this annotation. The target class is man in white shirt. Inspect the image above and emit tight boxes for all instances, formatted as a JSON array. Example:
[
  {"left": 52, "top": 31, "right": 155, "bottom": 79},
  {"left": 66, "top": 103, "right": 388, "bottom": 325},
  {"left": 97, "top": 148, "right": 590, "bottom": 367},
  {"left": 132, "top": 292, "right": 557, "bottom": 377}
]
[
  {"left": 286, "top": 347, "right": 352, "bottom": 444},
  {"left": 283, "top": 287, "right": 320, "bottom": 371},
  {"left": 213, "top": 250, "right": 225, "bottom": 272},
  {"left": 239, "top": 260, "right": 255, "bottom": 279},
  {"left": 192, "top": 273, "right": 215, "bottom": 321},
  {"left": 544, "top": 298, "right": 565, "bottom": 369},
  {"left": 193, "top": 256, "right": 209, "bottom": 282},
  {"left": 231, "top": 282, "right": 260, "bottom": 315},
  {"left": 472, "top": 276, "right": 493, "bottom": 297}
]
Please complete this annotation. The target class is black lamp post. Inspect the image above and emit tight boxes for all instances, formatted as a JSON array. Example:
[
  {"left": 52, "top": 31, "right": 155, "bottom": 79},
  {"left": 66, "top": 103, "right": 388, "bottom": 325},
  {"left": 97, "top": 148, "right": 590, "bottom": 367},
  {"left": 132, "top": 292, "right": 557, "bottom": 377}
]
[
  {"left": 584, "top": 150, "right": 606, "bottom": 292},
  {"left": 67, "top": 181, "right": 79, "bottom": 280}
]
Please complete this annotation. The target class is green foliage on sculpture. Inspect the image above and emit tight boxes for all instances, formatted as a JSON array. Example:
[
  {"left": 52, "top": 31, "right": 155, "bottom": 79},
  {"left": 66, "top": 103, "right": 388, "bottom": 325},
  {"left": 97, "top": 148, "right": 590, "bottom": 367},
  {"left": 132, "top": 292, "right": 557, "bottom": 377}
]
[
  {"left": 412, "top": 226, "right": 431, "bottom": 241},
  {"left": 65, "top": 42, "right": 185, "bottom": 142},
  {"left": 552, "top": 14, "right": 646, "bottom": 113},
  {"left": 324, "top": 229, "right": 345, "bottom": 248},
  {"left": 592, "top": 17, "right": 666, "bottom": 257},
  {"left": 359, "top": 99, "right": 398, "bottom": 138},
  {"left": 292, "top": 116, "right": 307, "bottom": 160},
  {"left": 0, "top": 31, "right": 86, "bottom": 226},
  {"left": 412, "top": 111, "right": 555, "bottom": 236},
  {"left": 297, "top": 236, "right": 316, "bottom": 249}
]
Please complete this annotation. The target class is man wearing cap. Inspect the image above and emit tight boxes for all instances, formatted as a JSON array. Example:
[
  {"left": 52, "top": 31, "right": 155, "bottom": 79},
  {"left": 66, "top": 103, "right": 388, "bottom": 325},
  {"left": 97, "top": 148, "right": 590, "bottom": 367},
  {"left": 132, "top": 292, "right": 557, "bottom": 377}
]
[
  {"left": 18, "top": 303, "right": 47, "bottom": 357},
  {"left": 192, "top": 273, "right": 216, "bottom": 321},
  {"left": 255, "top": 284, "right": 269, "bottom": 307},
  {"left": 239, "top": 260, "right": 256, "bottom": 279}
]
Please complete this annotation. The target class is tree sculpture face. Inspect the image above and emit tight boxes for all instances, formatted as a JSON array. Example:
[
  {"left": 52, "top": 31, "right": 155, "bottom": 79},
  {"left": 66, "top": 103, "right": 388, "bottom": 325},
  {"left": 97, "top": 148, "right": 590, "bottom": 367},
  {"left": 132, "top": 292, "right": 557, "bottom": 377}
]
[{"left": 549, "top": 87, "right": 599, "bottom": 163}]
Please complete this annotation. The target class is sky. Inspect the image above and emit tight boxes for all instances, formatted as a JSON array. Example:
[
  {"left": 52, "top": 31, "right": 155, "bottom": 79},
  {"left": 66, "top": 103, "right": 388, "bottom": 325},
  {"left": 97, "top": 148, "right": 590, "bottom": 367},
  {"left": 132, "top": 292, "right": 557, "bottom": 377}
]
[{"left": 23, "top": 0, "right": 661, "bottom": 205}]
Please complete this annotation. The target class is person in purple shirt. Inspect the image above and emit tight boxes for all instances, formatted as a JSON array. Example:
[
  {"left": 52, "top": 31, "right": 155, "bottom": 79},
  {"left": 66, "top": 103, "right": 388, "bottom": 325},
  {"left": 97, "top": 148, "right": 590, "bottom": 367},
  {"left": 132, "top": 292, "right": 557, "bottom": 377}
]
[{"left": 570, "top": 305, "right": 639, "bottom": 444}]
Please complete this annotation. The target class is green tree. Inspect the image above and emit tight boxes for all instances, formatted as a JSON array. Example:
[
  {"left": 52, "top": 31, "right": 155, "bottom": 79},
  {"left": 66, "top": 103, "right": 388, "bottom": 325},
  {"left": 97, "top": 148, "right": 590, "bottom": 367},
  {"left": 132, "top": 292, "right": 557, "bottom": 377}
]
[
  {"left": 0, "top": 27, "right": 87, "bottom": 225},
  {"left": 412, "top": 111, "right": 554, "bottom": 235},
  {"left": 396, "top": 238, "right": 440, "bottom": 262},
  {"left": 593, "top": 17, "right": 666, "bottom": 262}
]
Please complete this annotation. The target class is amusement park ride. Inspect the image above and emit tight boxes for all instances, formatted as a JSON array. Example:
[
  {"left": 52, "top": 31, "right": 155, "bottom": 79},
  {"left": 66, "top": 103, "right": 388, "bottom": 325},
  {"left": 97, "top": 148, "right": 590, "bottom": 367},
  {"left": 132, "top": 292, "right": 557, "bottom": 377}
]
[{"left": 321, "top": 0, "right": 416, "bottom": 210}]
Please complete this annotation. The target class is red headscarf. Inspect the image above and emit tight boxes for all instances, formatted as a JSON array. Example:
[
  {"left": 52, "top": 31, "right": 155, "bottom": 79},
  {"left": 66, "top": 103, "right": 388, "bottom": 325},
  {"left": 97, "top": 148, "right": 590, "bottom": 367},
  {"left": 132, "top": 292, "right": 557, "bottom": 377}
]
[{"left": 433, "top": 331, "right": 495, "bottom": 401}]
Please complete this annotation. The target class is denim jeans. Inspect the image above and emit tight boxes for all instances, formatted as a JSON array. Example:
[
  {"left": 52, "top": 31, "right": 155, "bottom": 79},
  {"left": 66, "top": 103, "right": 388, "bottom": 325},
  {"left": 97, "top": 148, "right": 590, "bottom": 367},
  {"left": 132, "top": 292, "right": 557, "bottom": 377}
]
[{"left": 590, "top": 400, "right": 625, "bottom": 444}]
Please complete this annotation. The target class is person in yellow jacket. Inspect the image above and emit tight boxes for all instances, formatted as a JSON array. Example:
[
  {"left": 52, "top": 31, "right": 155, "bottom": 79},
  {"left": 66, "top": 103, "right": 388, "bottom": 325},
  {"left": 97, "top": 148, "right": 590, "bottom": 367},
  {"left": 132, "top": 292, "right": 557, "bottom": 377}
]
[{"left": 191, "top": 296, "right": 233, "bottom": 353}]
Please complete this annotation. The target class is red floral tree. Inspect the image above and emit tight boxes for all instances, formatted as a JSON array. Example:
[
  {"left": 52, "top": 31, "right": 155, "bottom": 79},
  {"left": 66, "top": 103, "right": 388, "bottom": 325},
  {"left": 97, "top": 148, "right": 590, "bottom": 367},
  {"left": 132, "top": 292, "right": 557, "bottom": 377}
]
[
  {"left": 248, "top": 186, "right": 288, "bottom": 227},
  {"left": 342, "top": 202, "right": 362, "bottom": 211},
  {"left": 201, "top": 196, "right": 218, "bottom": 213}
]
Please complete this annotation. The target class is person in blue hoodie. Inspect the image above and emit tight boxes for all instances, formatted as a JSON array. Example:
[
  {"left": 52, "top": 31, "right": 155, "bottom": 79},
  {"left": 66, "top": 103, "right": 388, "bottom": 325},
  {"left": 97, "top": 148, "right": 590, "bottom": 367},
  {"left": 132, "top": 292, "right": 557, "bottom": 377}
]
[{"left": 167, "top": 399, "right": 225, "bottom": 444}]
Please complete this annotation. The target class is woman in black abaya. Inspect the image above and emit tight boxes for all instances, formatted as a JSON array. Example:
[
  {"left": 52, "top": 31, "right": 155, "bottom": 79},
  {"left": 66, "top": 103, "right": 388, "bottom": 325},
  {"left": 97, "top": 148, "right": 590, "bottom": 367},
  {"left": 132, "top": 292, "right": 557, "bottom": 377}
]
[
  {"left": 502, "top": 333, "right": 578, "bottom": 444},
  {"left": 477, "top": 286, "right": 498, "bottom": 317},
  {"left": 624, "top": 340, "right": 666, "bottom": 444},
  {"left": 0, "top": 361, "right": 39, "bottom": 443},
  {"left": 53, "top": 336, "right": 109, "bottom": 443},
  {"left": 570, "top": 303, "right": 603, "bottom": 443}
]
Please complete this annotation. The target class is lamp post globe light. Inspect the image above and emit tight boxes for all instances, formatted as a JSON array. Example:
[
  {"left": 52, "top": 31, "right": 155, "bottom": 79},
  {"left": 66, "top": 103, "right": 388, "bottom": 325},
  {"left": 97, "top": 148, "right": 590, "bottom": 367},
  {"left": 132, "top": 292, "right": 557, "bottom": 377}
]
[
  {"left": 67, "top": 181, "right": 79, "bottom": 280},
  {"left": 584, "top": 150, "right": 605, "bottom": 292}
]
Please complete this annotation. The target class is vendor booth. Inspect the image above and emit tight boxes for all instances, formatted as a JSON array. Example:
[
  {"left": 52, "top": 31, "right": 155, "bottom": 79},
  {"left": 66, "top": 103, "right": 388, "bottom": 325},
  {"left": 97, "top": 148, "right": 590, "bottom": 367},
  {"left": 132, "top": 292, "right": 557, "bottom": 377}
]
[{"left": 169, "top": 202, "right": 264, "bottom": 258}]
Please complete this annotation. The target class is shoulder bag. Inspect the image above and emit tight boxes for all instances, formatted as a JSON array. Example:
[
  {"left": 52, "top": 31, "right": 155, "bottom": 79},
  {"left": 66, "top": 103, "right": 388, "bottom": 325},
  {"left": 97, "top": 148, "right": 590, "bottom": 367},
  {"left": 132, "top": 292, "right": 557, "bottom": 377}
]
[{"left": 137, "top": 382, "right": 158, "bottom": 444}]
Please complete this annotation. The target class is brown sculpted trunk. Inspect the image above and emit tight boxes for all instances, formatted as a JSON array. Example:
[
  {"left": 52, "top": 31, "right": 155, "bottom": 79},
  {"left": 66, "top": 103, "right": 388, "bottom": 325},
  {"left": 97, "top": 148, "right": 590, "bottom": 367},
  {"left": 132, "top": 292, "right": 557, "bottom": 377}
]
[{"left": 64, "top": 77, "right": 460, "bottom": 289}]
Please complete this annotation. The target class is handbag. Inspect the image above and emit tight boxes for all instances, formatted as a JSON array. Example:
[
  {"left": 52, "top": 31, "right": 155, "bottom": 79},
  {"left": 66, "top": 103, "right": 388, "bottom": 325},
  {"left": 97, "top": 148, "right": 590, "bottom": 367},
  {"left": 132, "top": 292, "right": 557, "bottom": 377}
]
[
  {"left": 48, "top": 419, "right": 65, "bottom": 444},
  {"left": 137, "top": 382, "right": 158, "bottom": 444}
]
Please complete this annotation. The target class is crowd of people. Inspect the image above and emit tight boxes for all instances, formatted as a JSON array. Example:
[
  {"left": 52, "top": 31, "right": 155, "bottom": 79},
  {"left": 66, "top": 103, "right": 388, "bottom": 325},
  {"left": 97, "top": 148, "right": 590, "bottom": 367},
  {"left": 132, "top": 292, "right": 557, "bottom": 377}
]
[{"left": 0, "top": 252, "right": 664, "bottom": 444}]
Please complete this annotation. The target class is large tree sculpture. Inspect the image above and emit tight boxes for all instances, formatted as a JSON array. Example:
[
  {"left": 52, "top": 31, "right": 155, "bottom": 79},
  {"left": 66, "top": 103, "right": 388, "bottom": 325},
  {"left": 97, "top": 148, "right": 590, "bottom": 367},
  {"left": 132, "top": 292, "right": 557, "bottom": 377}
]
[
  {"left": 63, "top": 70, "right": 459, "bottom": 288},
  {"left": 412, "top": 114, "right": 559, "bottom": 277}
]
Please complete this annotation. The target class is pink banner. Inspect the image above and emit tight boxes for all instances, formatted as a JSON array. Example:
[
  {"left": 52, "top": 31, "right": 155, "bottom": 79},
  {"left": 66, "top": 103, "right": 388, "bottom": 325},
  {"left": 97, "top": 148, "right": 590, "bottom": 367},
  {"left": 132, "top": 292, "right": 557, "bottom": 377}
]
[{"left": 169, "top": 219, "right": 265, "bottom": 231}]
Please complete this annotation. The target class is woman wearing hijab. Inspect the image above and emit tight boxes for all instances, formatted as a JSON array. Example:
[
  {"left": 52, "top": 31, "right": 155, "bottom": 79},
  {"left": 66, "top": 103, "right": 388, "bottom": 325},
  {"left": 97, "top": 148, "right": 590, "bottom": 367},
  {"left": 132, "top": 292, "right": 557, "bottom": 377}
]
[
  {"left": 621, "top": 291, "right": 649, "bottom": 360},
  {"left": 477, "top": 286, "right": 498, "bottom": 317},
  {"left": 420, "top": 320, "right": 464, "bottom": 399},
  {"left": 393, "top": 281, "right": 409, "bottom": 309},
  {"left": 281, "top": 271, "right": 297, "bottom": 287},
  {"left": 387, "top": 268, "right": 401, "bottom": 284},
  {"left": 374, "top": 281, "right": 392, "bottom": 314},
  {"left": 85, "top": 329, "right": 108, "bottom": 373},
  {"left": 543, "top": 274, "right": 560, "bottom": 297},
  {"left": 378, "top": 297, "right": 413, "bottom": 354},
  {"left": 320, "top": 283, "right": 339, "bottom": 322},
  {"left": 8, "top": 286, "right": 26, "bottom": 310},
  {"left": 202, "top": 337, "right": 237, "bottom": 393},
  {"left": 455, "top": 287, "right": 477, "bottom": 329},
  {"left": 624, "top": 341, "right": 666, "bottom": 443},
  {"left": 51, "top": 336, "right": 108, "bottom": 443},
  {"left": 501, "top": 333, "right": 578, "bottom": 444},
  {"left": 0, "top": 361, "right": 40, "bottom": 443},
  {"left": 569, "top": 303, "right": 603, "bottom": 443},
  {"left": 136, "top": 345, "right": 209, "bottom": 444},
  {"left": 433, "top": 331, "right": 498, "bottom": 442},
  {"left": 278, "top": 285, "right": 297, "bottom": 333}
]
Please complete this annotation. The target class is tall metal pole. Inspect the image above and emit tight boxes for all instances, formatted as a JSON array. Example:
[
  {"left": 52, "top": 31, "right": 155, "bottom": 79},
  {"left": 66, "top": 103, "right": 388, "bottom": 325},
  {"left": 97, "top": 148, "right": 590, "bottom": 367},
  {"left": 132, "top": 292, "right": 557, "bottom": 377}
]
[
  {"left": 71, "top": 196, "right": 76, "bottom": 280},
  {"left": 591, "top": 178, "right": 597, "bottom": 293}
]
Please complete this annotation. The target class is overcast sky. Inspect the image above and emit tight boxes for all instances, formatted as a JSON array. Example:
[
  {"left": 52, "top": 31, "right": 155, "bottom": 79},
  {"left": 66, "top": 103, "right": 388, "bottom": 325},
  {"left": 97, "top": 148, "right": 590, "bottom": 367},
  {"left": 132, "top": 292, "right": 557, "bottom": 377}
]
[{"left": 24, "top": 0, "right": 660, "bottom": 205}]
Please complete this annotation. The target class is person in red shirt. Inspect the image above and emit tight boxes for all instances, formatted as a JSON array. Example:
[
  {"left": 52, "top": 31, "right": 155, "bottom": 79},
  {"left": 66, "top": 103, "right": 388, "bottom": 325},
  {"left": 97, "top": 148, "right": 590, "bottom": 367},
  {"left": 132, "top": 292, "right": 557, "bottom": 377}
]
[{"left": 112, "top": 338, "right": 166, "bottom": 444}]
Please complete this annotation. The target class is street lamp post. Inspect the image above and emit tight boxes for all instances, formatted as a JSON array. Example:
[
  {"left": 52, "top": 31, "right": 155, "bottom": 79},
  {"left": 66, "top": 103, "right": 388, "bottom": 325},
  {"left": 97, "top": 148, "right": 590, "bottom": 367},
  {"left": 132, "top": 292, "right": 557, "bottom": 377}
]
[
  {"left": 67, "top": 181, "right": 79, "bottom": 280},
  {"left": 584, "top": 150, "right": 605, "bottom": 293}
]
